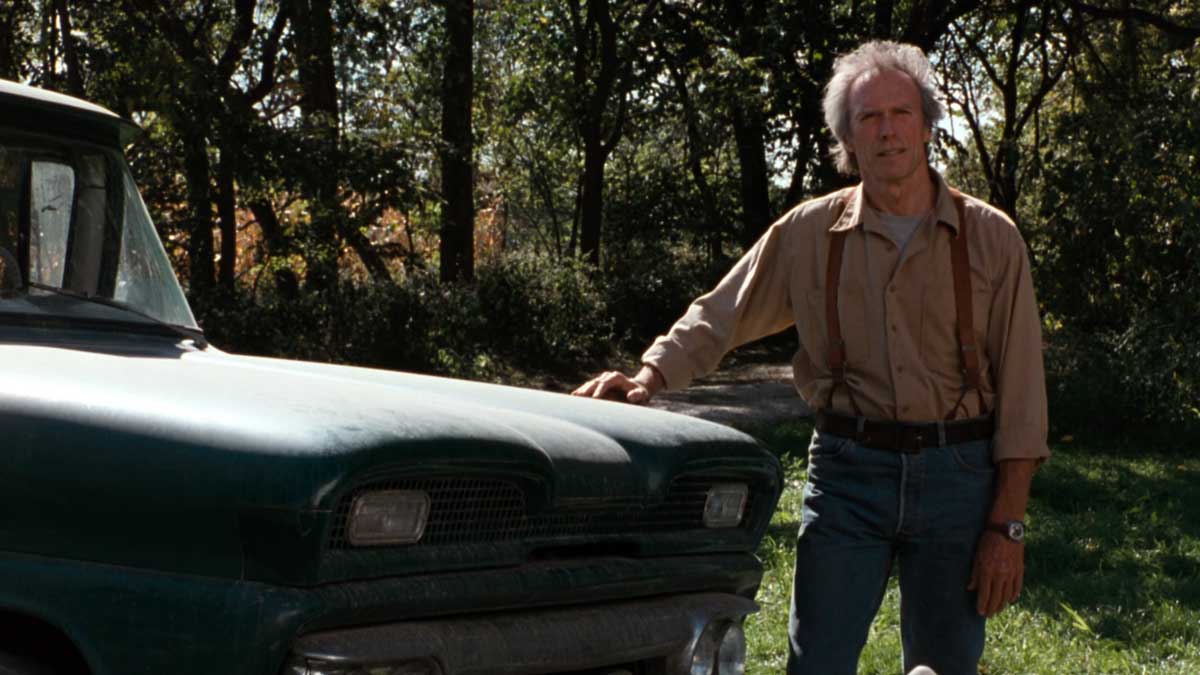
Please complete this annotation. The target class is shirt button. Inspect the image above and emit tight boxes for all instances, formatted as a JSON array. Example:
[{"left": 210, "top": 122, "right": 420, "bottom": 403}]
[
  {"left": 901, "top": 405, "right": 910, "bottom": 413},
  {"left": 890, "top": 324, "right": 898, "bottom": 332},
  {"left": 897, "top": 366, "right": 905, "bottom": 374},
  {"left": 889, "top": 285, "right": 897, "bottom": 294}
]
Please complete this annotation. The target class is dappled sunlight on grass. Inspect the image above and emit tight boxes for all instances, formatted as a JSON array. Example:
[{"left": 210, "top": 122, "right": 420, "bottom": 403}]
[{"left": 741, "top": 422, "right": 1200, "bottom": 674}]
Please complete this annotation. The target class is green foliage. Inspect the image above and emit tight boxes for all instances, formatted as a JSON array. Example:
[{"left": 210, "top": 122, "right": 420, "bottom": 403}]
[
  {"left": 475, "top": 253, "right": 614, "bottom": 370},
  {"left": 600, "top": 243, "right": 730, "bottom": 350},
  {"left": 195, "top": 253, "right": 616, "bottom": 380},
  {"left": 1030, "top": 40, "right": 1200, "bottom": 433}
]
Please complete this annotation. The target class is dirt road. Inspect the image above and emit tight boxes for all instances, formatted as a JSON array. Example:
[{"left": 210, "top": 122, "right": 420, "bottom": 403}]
[{"left": 646, "top": 361, "right": 810, "bottom": 429}]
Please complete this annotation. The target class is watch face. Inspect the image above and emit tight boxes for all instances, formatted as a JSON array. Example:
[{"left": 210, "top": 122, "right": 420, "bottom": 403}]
[{"left": 1007, "top": 521, "right": 1025, "bottom": 541}]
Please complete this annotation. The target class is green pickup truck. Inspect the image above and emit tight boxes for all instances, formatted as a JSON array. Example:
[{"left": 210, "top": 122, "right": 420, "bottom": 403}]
[{"left": 0, "top": 80, "right": 782, "bottom": 675}]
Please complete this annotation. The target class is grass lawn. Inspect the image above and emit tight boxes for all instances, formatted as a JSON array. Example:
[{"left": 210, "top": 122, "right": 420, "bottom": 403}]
[{"left": 742, "top": 420, "right": 1200, "bottom": 674}]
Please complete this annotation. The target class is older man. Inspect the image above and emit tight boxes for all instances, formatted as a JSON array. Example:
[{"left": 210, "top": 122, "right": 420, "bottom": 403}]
[{"left": 574, "top": 41, "right": 1048, "bottom": 675}]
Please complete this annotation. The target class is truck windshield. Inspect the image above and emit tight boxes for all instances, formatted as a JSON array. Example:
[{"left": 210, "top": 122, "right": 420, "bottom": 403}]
[{"left": 0, "top": 131, "right": 198, "bottom": 331}]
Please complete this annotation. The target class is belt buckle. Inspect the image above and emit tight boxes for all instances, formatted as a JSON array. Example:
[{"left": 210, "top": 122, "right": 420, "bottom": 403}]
[{"left": 898, "top": 425, "right": 925, "bottom": 454}]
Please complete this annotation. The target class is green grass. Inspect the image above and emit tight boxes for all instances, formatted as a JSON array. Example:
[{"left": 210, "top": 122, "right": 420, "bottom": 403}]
[{"left": 742, "top": 421, "right": 1200, "bottom": 674}]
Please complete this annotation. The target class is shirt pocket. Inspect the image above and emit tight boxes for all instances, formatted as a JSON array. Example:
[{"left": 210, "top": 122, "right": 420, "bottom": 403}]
[
  {"left": 920, "top": 281, "right": 992, "bottom": 377},
  {"left": 805, "top": 284, "right": 871, "bottom": 366}
]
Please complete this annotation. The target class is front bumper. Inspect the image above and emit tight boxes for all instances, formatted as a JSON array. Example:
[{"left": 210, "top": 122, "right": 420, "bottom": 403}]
[{"left": 283, "top": 592, "right": 756, "bottom": 675}]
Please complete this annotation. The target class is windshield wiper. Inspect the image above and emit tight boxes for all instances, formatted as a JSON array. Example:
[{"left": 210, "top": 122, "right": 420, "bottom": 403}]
[{"left": 25, "top": 281, "right": 208, "bottom": 348}]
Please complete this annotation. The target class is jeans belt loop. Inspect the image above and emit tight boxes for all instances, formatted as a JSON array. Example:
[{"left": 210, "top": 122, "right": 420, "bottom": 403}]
[
  {"left": 937, "top": 421, "right": 947, "bottom": 447},
  {"left": 855, "top": 416, "right": 867, "bottom": 439}
]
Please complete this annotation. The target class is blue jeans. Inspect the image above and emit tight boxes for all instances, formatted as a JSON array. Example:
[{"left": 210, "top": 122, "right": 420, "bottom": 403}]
[{"left": 787, "top": 430, "right": 996, "bottom": 675}]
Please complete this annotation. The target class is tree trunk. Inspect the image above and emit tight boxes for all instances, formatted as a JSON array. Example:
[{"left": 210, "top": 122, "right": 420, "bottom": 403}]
[
  {"left": 573, "top": 0, "right": 624, "bottom": 267},
  {"left": 250, "top": 199, "right": 286, "bottom": 256},
  {"left": 249, "top": 199, "right": 300, "bottom": 298},
  {"left": 578, "top": 141, "right": 606, "bottom": 265},
  {"left": 724, "top": 0, "right": 772, "bottom": 247},
  {"left": 181, "top": 121, "right": 215, "bottom": 293},
  {"left": 439, "top": 0, "right": 475, "bottom": 283},
  {"left": 669, "top": 62, "right": 723, "bottom": 260},
  {"left": 731, "top": 104, "right": 771, "bottom": 247},
  {"left": 292, "top": 0, "right": 342, "bottom": 290},
  {"left": 344, "top": 222, "right": 393, "bottom": 284},
  {"left": 874, "top": 0, "right": 895, "bottom": 37},
  {"left": 216, "top": 148, "right": 238, "bottom": 292},
  {"left": 54, "top": 0, "right": 84, "bottom": 96},
  {"left": 41, "top": 2, "right": 59, "bottom": 87}
]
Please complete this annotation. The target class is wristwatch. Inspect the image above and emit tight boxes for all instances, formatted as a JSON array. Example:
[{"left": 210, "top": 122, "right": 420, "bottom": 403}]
[{"left": 986, "top": 520, "right": 1026, "bottom": 543}]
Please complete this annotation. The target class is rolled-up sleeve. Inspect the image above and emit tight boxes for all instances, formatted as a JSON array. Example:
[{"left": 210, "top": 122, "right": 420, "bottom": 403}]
[
  {"left": 987, "top": 225, "right": 1050, "bottom": 463},
  {"left": 641, "top": 219, "right": 798, "bottom": 390}
]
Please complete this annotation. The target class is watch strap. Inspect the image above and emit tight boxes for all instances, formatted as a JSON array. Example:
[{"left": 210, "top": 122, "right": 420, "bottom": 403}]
[{"left": 985, "top": 520, "right": 1025, "bottom": 542}]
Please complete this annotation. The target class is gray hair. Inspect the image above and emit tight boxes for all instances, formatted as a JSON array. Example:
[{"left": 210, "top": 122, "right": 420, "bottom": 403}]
[{"left": 823, "top": 41, "right": 945, "bottom": 176}]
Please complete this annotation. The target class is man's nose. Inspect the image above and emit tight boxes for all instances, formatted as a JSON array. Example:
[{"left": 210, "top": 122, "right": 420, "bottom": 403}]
[{"left": 878, "top": 113, "right": 896, "bottom": 137}]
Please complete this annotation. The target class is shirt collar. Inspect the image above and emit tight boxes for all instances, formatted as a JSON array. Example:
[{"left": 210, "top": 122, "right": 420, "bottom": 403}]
[{"left": 828, "top": 169, "right": 960, "bottom": 235}]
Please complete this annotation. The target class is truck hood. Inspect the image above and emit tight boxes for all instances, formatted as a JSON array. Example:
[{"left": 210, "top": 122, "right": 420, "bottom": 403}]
[
  {"left": 0, "top": 336, "right": 781, "bottom": 582},
  {"left": 0, "top": 341, "right": 766, "bottom": 499}
]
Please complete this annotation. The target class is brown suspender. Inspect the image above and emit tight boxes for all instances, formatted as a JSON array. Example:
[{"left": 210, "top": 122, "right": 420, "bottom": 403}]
[
  {"left": 824, "top": 201, "right": 861, "bottom": 416},
  {"left": 824, "top": 189, "right": 987, "bottom": 421},
  {"left": 946, "top": 188, "right": 987, "bottom": 419}
]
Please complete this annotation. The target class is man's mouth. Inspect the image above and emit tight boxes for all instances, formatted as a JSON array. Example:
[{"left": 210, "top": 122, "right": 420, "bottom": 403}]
[{"left": 877, "top": 148, "right": 905, "bottom": 157}]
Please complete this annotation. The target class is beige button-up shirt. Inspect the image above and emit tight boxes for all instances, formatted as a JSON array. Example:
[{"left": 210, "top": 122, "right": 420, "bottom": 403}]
[{"left": 642, "top": 172, "right": 1049, "bottom": 463}]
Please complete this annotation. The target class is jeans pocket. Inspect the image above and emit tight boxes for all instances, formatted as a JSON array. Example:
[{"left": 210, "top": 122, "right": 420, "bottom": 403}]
[
  {"left": 808, "top": 432, "right": 852, "bottom": 461},
  {"left": 950, "top": 439, "right": 995, "bottom": 473}
]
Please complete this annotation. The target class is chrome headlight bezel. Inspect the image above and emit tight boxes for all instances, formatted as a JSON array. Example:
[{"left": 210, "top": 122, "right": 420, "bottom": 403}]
[
  {"left": 702, "top": 483, "right": 749, "bottom": 529},
  {"left": 347, "top": 489, "right": 432, "bottom": 546}
]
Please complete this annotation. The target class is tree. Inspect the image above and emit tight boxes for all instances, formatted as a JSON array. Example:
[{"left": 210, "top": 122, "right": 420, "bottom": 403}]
[
  {"left": 290, "top": 0, "right": 344, "bottom": 289},
  {"left": 0, "top": 1, "right": 35, "bottom": 81},
  {"left": 564, "top": 0, "right": 659, "bottom": 265},
  {"left": 722, "top": 0, "right": 772, "bottom": 248},
  {"left": 939, "top": 1, "right": 1073, "bottom": 217},
  {"left": 439, "top": 0, "right": 476, "bottom": 282}
]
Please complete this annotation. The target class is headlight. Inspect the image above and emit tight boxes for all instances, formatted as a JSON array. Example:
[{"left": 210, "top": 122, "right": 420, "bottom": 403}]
[
  {"left": 689, "top": 620, "right": 747, "bottom": 675},
  {"left": 284, "top": 657, "right": 442, "bottom": 675},
  {"left": 348, "top": 490, "right": 431, "bottom": 546},
  {"left": 703, "top": 483, "right": 748, "bottom": 529}
]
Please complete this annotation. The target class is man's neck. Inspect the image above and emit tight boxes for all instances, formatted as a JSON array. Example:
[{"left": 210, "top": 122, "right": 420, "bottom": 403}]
[{"left": 861, "top": 169, "right": 935, "bottom": 216}]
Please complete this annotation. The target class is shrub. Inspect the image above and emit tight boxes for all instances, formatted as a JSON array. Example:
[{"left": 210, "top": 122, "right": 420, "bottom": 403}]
[
  {"left": 475, "top": 253, "right": 614, "bottom": 372},
  {"left": 601, "top": 242, "right": 729, "bottom": 351},
  {"left": 191, "top": 253, "right": 617, "bottom": 381}
]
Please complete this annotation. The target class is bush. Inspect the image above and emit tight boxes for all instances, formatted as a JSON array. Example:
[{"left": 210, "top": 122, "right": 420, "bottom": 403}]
[
  {"left": 1045, "top": 312, "right": 1200, "bottom": 441},
  {"left": 475, "top": 253, "right": 614, "bottom": 372},
  {"left": 192, "top": 253, "right": 617, "bottom": 381},
  {"left": 601, "top": 243, "right": 730, "bottom": 351}
]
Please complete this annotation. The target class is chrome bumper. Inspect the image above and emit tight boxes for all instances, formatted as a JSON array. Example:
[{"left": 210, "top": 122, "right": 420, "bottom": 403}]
[{"left": 284, "top": 591, "right": 757, "bottom": 675}]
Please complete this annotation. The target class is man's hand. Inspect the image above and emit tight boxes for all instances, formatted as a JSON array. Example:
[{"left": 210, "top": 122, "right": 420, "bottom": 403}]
[
  {"left": 968, "top": 457, "right": 1038, "bottom": 617},
  {"left": 572, "top": 365, "right": 664, "bottom": 404},
  {"left": 967, "top": 530, "right": 1024, "bottom": 617}
]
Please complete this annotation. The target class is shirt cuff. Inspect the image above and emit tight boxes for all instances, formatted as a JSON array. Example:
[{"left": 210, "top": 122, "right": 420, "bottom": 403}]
[
  {"left": 640, "top": 342, "right": 697, "bottom": 392},
  {"left": 991, "top": 424, "right": 1051, "bottom": 464}
]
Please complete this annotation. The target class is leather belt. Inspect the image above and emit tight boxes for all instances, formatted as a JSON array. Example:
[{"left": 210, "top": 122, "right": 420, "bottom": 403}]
[{"left": 815, "top": 411, "right": 995, "bottom": 454}]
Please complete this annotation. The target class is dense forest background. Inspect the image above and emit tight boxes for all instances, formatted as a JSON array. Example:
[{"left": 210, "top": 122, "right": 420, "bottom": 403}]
[{"left": 3, "top": 0, "right": 1197, "bottom": 435}]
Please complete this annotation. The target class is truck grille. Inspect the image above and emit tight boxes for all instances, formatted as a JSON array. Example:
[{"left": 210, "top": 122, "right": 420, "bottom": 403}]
[{"left": 327, "top": 474, "right": 754, "bottom": 550}]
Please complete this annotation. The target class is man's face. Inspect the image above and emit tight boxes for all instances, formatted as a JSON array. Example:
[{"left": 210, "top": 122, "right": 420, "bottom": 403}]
[{"left": 845, "top": 68, "right": 932, "bottom": 185}]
